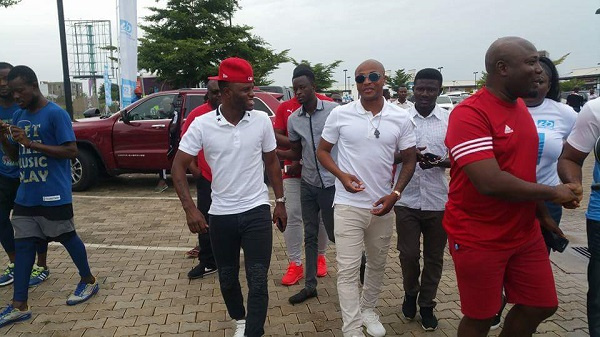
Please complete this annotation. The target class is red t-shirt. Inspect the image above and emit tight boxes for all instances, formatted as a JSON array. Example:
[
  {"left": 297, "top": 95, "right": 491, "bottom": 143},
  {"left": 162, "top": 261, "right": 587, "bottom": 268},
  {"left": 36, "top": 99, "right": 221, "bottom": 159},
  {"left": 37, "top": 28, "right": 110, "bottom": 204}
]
[
  {"left": 181, "top": 102, "right": 214, "bottom": 182},
  {"left": 443, "top": 88, "right": 541, "bottom": 250},
  {"left": 273, "top": 93, "right": 332, "bottom": 179}
]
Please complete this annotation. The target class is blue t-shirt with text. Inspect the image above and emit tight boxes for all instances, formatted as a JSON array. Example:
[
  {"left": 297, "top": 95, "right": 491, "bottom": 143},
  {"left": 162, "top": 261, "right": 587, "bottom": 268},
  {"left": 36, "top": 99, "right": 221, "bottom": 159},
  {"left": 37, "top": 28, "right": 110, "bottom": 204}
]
[
  {"left": 0, "top": 103, "right": 20, "bottom": 179},
  {"left": 12, "top": 102, "right": 75, "bottom": 207},
  {"left": 588, "top": 162, "right": 600, "bottom": 221}
]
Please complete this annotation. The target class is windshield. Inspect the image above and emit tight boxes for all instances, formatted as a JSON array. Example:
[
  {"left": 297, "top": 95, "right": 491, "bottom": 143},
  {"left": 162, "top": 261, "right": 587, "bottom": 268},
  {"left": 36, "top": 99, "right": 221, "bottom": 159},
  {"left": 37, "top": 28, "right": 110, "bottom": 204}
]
[{"left": 436, "top": 96, "right": 452, "bottom": 104}]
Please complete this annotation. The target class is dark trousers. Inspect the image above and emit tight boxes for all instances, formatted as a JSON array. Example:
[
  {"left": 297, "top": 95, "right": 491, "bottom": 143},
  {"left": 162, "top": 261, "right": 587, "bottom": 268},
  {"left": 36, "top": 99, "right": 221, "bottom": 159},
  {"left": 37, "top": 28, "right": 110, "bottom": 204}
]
[
  {"left": 300, "top": 180, "right": 335, "bottom": 290},
  {"left": 541, "top": 201, "right": 563, "bottom": 254},
  {"left": 196, "top": 176, "right": 215, "bottom": 267},
  {"left": 394, "top": 206, "right": 447, "bottom": 308},
  {"left": 587, "top": 219, "right": 600, "bottom": 337},
  {"left": 209, "top": 204, "right": 272, "bottom": 337},
  {"left": 0, "top": 175, "right": 19, "bottom": 255}
]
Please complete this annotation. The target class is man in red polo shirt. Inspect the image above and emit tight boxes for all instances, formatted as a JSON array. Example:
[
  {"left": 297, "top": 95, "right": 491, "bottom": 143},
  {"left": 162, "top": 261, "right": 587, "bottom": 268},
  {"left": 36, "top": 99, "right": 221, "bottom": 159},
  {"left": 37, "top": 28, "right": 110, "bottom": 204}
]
[
  {"left": 274, "top": 79, "right": 333, "bottom": 285},
  {"left": 181, "top": 79, "right": 221, "bottom": 279},
  {"left": 444, "top": 36, "right": 582, "bottom": 337}
]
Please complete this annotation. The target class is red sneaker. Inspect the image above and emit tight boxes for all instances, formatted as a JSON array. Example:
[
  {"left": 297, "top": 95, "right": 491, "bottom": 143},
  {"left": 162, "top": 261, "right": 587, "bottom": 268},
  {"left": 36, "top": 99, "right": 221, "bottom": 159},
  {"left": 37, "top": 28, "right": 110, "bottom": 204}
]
[
  {"left": 185, "top": 246, "right": 199, "bottom": 259},
  {"left": 317, "top": 255, "right": 327, "bottom": 277},
  {"left": 281, "top": 262, "right": 303, "bottom": 286}
]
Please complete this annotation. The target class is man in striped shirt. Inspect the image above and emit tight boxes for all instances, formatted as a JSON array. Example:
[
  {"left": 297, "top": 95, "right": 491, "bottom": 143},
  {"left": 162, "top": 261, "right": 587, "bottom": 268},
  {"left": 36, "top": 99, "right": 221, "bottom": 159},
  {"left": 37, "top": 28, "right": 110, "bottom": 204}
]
[{"left": 444, "top": 37, "right": 581, "bottom": 337}]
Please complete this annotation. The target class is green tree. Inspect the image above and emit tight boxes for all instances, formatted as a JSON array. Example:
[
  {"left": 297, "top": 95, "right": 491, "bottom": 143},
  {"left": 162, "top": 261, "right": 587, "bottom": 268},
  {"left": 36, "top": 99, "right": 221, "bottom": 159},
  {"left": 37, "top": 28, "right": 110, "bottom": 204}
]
[
  {"left": 476, "top": 71, "right": 487, "bottom": 89},
  {"left": 560, "top": 78, "right": 585, "bottom": 93},
  {"left": 138, "top": 0, "right": 289, "bottom": 88},
  {"left": 0, "top": 0, "right": 21, "bottom": 7},
  {"left": 552, "top": 53, "right": 570, "bottom": 66},
  {"left": 386, "top": 69, "right": 412, "bottom": 92},
  {"left": 291, "top": 59, "right": 342, "bottom": 91},
  {"left": 98, "top": 83, "right": 120, "bottom": 102}
]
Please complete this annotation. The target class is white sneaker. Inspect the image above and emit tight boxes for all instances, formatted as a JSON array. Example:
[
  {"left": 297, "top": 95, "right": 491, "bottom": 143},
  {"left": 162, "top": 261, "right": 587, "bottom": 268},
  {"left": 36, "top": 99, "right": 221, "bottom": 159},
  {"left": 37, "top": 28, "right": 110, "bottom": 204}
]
[
  {"left": 233, "top": 319, "right": 246, "bottom": 337},
  {"left": 362, "top": 309, "right": 386, "bottom": 337}
]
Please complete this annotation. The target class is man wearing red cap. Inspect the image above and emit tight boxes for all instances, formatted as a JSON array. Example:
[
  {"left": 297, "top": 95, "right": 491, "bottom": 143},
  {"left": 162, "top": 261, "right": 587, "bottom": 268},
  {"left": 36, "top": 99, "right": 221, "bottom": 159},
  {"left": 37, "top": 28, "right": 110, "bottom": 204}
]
[{"left": 172, "top": 57, "right": 287, "bottom": 337}]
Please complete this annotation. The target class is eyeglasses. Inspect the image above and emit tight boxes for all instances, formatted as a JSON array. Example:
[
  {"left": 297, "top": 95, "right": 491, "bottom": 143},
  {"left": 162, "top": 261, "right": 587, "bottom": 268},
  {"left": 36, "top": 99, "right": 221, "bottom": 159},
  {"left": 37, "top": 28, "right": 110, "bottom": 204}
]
[{"left": 355, "top": 72, "right": 381, "bottom": 84}]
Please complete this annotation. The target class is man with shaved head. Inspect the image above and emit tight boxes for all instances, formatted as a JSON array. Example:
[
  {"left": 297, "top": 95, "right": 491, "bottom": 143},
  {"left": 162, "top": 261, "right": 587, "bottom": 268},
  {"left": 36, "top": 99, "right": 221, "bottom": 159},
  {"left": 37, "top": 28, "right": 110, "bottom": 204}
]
[
  {"left": 317, "top": 59, "right": 416, "bottom": 337},
  {"left": 444, "top": 37, "right": 582, "bottom": 337}
]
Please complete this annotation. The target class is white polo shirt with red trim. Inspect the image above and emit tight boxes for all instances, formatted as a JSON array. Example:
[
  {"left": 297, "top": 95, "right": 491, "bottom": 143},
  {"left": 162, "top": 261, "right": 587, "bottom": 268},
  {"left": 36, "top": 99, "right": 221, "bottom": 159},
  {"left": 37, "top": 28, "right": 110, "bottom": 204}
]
[
  {"left": 443, "top": 88, "right": 540, "bottom": 250},
  {"left": 179, "top": 107, "right": 277, "bottom": 215}
]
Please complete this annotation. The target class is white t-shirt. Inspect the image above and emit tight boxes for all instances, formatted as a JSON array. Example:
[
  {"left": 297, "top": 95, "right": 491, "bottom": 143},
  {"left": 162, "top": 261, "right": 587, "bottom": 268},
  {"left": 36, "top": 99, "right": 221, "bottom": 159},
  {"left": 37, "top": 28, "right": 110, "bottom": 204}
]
[
  {"left": 321, "top": 100, "right": 416, "bottom": 209},
  {"left": 178, "top": 108, "right": 277, "bottom": 215},
  {"left": 529, "top": 99, "right": 577, "bottom": 186},
  {"left": 396, "top": 105, "right": 449, "bottom": 211}
]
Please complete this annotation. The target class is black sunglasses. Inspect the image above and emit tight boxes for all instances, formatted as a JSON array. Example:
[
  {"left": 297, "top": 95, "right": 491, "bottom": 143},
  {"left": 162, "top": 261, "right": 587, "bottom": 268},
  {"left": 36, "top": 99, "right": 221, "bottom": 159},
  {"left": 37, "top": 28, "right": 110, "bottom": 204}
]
[{"left": 355, "top": 72, "right": 382, "bottom": 84}]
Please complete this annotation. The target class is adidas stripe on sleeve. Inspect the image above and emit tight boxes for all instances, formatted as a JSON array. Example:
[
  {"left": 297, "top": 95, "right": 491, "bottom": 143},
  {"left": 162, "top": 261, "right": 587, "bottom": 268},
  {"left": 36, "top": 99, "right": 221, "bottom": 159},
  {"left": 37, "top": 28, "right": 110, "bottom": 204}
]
[{"left": 445, "top": 106, "right": 495, "bottom": 167}]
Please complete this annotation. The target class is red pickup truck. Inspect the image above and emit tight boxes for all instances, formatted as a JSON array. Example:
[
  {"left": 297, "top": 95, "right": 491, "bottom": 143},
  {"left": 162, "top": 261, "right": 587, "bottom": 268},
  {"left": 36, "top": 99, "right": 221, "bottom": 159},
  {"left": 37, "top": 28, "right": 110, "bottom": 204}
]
[{"left": 71, "top": 88, "right": 282, "bottom": 191}]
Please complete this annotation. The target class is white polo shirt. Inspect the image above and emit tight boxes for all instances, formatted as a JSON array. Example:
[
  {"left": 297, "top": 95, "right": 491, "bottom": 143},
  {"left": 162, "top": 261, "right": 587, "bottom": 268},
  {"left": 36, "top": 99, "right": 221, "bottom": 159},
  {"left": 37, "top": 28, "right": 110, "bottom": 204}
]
[
  {"left": 321, "top": 100, "right": 416, "bottom": 209},
  {"left": 178, "top": 107, "right": 277, "bottom": 215},
  {"left": 395, "top": 105, "right": 449, "bottom": 211}
]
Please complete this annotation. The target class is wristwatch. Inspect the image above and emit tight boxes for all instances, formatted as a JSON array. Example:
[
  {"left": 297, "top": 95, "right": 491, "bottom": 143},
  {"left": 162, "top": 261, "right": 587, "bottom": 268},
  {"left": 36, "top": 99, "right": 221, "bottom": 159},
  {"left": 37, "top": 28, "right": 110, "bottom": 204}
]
[
  {"left": 275, "top": 197, "right": 286, "bottom": 203},
  {"left": 392, "top": 190, "right": 401, "bottom": 198}
]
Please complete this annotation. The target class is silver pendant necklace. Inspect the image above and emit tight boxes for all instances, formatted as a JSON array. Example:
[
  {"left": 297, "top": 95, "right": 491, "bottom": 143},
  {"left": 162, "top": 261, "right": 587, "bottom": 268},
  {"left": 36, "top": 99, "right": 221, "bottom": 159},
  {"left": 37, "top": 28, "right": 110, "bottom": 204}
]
[{"left": 368, "top": 113, "right": 383, "bottom": 138}]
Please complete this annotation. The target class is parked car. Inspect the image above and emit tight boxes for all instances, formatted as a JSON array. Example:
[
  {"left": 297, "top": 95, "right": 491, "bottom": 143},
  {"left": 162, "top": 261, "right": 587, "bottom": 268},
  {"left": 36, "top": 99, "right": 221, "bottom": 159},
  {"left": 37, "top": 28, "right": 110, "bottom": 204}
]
[
  {"left": 71, "top": 88, "right": 281, "bottom": 191},
  {"left": 258, "top": 85, "right": 294, "bottom": 101},
  {"left": 436, "top": 95, "right": 455, "bottom": 112}
]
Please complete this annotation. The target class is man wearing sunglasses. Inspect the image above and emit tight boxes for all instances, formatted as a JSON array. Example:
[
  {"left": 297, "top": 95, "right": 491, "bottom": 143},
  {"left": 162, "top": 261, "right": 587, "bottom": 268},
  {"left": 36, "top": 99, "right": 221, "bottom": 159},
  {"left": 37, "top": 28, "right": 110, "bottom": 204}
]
[
  {"left": 317, "top": 59, "right": 417, "bottom": 337},
  {"left": 393, "top": 68, "right": 450, "bottom": 331}
]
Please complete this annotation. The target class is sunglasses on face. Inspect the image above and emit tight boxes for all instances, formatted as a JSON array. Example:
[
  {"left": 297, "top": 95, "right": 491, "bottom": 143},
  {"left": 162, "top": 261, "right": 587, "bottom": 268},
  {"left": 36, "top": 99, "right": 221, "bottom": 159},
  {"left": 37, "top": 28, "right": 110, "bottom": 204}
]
[{"left": 355, "top": 72, "right": 381, "bottom": 84}]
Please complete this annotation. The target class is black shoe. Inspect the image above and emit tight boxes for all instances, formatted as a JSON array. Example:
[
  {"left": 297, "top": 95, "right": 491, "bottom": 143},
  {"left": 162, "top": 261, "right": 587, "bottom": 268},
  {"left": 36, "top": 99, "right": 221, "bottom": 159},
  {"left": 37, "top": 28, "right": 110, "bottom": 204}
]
[
  {"left": 359, "top": 254, "right": 366, "bottom": 286},
  {"left": 289, "top": 288, "right": 318, "bottom": 305},
  {"left": 490, "top": 313, "right": 501, "bottom": 330},
  {"left": 187, "top": 263, "right": 217, "bottom": 279},
  {"left": 420, "top": 307, "right": 438, "bottom": 331},
  {"left": 402, "top": 294, "right": 417, "bottom": 320},
  {"left": 491, "top": 294, "right": 506, "bottom": 330}
]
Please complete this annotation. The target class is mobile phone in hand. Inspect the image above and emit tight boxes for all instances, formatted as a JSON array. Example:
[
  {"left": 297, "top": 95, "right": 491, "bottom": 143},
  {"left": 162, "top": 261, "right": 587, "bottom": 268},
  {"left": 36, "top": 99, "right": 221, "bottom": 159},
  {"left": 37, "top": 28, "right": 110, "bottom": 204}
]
[
  {"left": 276, "top": 218, "right": 285, "bottom": 232},
  {"left": 550, "top": 232, "right": 569, "bottom": 253}
]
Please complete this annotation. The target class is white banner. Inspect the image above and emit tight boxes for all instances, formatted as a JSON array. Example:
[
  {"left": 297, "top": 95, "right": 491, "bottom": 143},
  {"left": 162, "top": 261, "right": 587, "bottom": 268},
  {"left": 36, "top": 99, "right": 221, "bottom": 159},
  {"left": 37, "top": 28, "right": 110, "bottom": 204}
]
[
  {"left": 118, "top": 0, "right": 137, "bottom": 108},
  {"left": 103, "top": 64, "right": 112, "bottom": 112}
]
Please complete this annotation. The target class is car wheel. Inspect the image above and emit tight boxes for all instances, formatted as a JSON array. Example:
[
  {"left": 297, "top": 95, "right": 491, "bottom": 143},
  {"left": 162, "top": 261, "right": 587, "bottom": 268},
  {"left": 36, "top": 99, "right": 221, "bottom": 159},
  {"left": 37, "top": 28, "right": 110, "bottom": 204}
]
[{"left": 71, "top": 149, "right": 98, "bottom": 192}]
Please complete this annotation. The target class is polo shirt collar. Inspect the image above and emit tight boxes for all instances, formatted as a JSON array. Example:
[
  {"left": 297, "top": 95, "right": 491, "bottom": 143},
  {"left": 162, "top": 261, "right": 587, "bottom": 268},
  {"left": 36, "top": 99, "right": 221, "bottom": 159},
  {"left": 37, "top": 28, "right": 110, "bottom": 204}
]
[
  {"left": 356, "top": 100, "right": 390, "bottom": 117},
  {"left": 298, "top": 98, "right": 325, "bottom": 116},
  {"left": 215, "top": 105, "right": 252, "bottom": 126}
]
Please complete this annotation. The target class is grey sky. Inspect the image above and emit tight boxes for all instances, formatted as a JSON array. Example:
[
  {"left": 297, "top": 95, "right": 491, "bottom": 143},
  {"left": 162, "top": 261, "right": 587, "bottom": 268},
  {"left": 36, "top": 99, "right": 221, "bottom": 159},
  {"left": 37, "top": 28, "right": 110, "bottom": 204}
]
[{"left": 1, "top": 0, "right": 598, "bottom": 88}]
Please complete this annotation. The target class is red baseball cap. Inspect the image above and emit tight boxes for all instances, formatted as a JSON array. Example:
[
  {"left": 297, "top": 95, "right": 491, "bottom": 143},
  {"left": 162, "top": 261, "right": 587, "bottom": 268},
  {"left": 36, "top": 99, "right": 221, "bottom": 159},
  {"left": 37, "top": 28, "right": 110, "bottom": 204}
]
[{"left": 209, "top": 57, "right": 254, "bottom": 83}]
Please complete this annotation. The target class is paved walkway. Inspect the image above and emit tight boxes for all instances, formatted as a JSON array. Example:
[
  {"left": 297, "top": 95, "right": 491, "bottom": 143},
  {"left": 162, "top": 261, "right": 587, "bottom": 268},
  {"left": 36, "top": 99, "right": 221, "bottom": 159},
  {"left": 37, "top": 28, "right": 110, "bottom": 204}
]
[{"left": 0, "top": 159, "right": 594, "bottom": 336}]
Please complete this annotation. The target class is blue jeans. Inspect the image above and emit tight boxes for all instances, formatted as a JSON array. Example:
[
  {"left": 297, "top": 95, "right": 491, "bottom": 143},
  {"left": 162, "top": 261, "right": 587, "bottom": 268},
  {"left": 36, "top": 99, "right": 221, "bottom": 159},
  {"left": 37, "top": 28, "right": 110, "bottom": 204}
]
[
  {"left": 587, "top": 219, "right": 600, "bottom": 337},
  {"left": 209, "top": 204, "right": 272, "bottom": 337}
]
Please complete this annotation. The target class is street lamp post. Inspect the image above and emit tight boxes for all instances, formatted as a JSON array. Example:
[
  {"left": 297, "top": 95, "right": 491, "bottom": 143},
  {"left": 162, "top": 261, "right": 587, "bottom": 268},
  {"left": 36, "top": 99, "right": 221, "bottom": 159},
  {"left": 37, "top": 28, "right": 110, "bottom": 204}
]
[
  {"left": 346, "top": 76, "right": 351, "bottom": 94},
  {"left": 343, "top": 69, "right": 348, "bottom": 92},
  {"left": 437, "top": 66, "right": 443, "bottom": 73},
  {"left": 473, "top": 71, "right": 479, "bottom": 89}
]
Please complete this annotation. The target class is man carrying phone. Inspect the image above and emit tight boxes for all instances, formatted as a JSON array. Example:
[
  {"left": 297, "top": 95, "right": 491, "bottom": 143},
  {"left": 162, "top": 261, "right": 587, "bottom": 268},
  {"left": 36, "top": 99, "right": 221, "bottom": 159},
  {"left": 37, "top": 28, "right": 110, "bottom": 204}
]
[
  {"left": 558, "top": 97, "right": 600, "bottom": 337},
  {"left": 444, "top": 37, "right": 581, "bottom": 337},
  {"left": 276, "top": 64, "right": 338, "bottom": 304},
  {"left": 393, "top": 68, "right": 450, "bottom": 331},
  {"left": 171, "top": 57, "right": 286, "bottom": 337},
  {"left": 317, "top": 59, "right": 417, "bottom": 337},
  {"left": 0, "top": 65, "right": 99, "bottom": 328}
]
